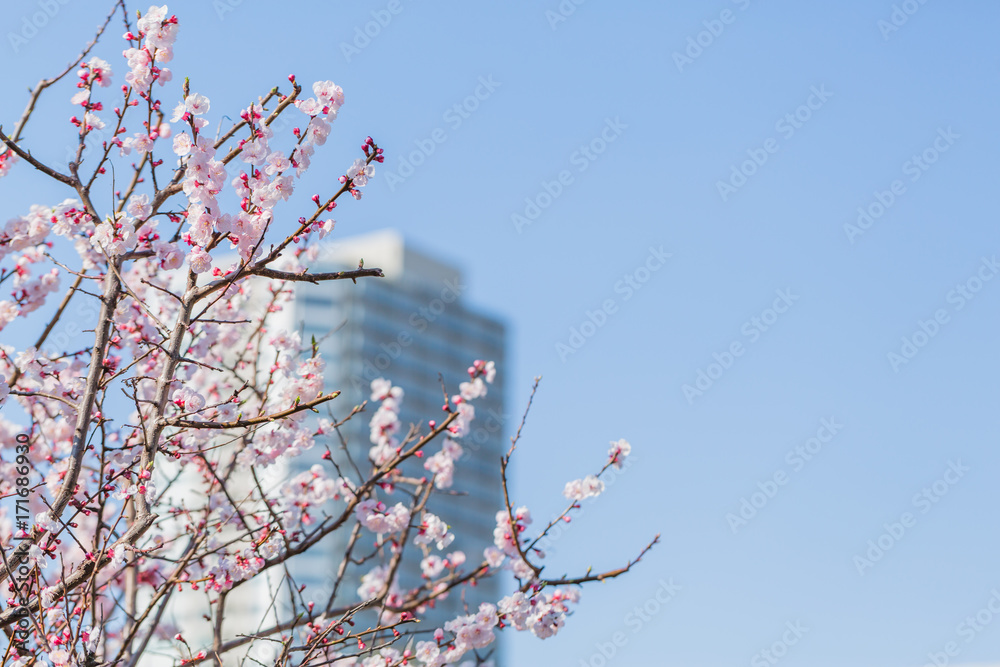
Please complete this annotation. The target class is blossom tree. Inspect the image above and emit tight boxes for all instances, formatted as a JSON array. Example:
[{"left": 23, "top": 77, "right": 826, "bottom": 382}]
[{"left": 0, "top": 3, "right": 657, "bottom": 665}]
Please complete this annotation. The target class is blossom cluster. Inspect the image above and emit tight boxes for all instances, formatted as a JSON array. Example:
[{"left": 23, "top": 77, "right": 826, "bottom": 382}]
[{"left": 0, "top": 4, "right": 650, "bottom": 665}]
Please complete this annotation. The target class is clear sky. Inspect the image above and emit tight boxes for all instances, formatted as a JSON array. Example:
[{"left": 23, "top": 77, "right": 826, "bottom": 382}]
[{"left": 2, "top": 1, "right": 999, "bottom": 666}]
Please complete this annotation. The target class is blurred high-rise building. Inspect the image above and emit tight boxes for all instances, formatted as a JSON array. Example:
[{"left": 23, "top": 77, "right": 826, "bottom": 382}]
[{"left": 285, "top": 229, "right": 508, "bottom": 662}]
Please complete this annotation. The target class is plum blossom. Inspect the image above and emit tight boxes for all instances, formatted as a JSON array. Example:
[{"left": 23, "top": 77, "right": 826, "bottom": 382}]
[
  {"left": 414, "top": 641, "right": 440, "bottom": 663},
  {"left": 25, "top": 544, "right": 47, "bottom": 569},
  {"left": 608, "top": 438, "right": 631, "bottom": 469},
  {"left": 472, "top": 359, "right": 495, "bottom": 382},
  {"left": 34, "top": 512, "right": 61, "bottom": 533},
  {"left": 421, "top": 554, "right": 445, "bottom": 578},
  {"left": 304, "top": 117, "right": 331, "bottom": 146},
  {"left": 120, "top": 131, "right": 155, "bottom": 155},
  {"left": 154, "top": 240, "right": 184, "bottom": 269},
  {"left": 239, "top": 138, "right": 268, "bottom": 165},
  {"left": 264, "top": 150, "right": 291, "bottom": 176},
  {"left": 313, "top": 80, "right": 344, "bottom": 112},
  {"left": 91, "top": 214, "right": 138, "bottom": 257},
  {"left": 126, "top": 193, "right": 152, "bottom": 219},
  {"left": 188, "top": 245, "right": 212, "bottom": 273},
  {"left": 293, "top": 97, "right": 323, "bottom": 116},
  {"left": 414, "top": 512, "right": 455, "bottom": 550},
  {"left": 357, "top": 564, "right": 397, "bottom": 601},
  {"left": 368, "top": 378, "right": 403, "bottom": 465},
  {"left": 82, "top": 626, "right": 101, "bottom": 653},
  {"left": 109, "top": 544, "right": 128, "bottom": 566},
  {"left": 497, "top": 587, "right": 578, "bottom": 639},
  {"left": 356, "top": 499, "right": 410, "bottom": 535},
  {"left": 172, "top": 132, "right": 193, "bottom": 156},
  {"left": 424, "top": 442, "right": 458, "bottom": 489},
  {"left": 484, "top": 545, "right": 505, "bottom": 569},
  {"left": 317, "top": 217, "right": 336, "bottom": 239},
  {"left": 172, "top": 386, "right": 206, "bottom": 413},
  {"left": 293, "top": 80, "right": 343, "bottom": 118},
  {"left": 459, "top": 376, "right": 486, "bottom": 401},
  {"left": 184, "top": 92, "right": 210, "bottom": 116},
  {"left": 0, "top": 148, "right": 17, "bottom": 178},
  {"left": 346, "top": 158, "right": 374, "bottom": 187},
  {"left": 122, "top": 8, "right": 178, "bottom": 89},
  {"left": 563, "top": 474, "right": 604, "bottom": 501},
  {"left": 493, "top": 506, "right": 531, "bottom": 558},
  {"left": 136, "top": 5, "right": 178, "bottom": 50},
  {"left": 78, "top": 56, "right": 113, "bottom": 87},
  {"left": 40, "top": 586, "right": 60, "bottom": 608},
  {"left": 83, "top": 112, "right": 105, "bottom": 131},
  {"left": 443, "top": 602, "right": 499, "bottom": 655},
  {"left": 48, "top": 649, "right": 71, "bottom": 667}
]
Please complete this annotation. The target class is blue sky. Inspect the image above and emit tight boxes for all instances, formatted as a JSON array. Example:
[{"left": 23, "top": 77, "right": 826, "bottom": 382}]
[{"left": 2, "top": 1, "right": 999, "bottom": 666}]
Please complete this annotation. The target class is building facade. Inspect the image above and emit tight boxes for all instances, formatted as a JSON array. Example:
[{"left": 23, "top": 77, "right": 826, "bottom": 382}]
[{"left": 288, "top": 229, "right": 507, "bottom": 661}]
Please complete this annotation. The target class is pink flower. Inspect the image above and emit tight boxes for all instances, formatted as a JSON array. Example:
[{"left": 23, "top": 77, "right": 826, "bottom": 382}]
[
  {"left": 184, "top": 92, "right": 210, "bottom": 116},
  {"left": 264, "top": 150, "right": 291, "bottom": 176},
  {"left": 172, "top": 132, "right": 193, "bottom": 156},
  {"left": 122, "top": 132, "right": 155, "bottom": 155},
  {"left": 154, "top": 241, "right": 184, "bottom": 269},
  {"left": 188, "top": 246, "right": 212, "bottom": 273},
  {"left": 414, "top": 641, "right": 440, "bottom": 663},
  {"left": 346, "top": 158, "right": 374, "bottom": 186},
  {"left": 126, "top": 193, "right": 152, "bottom": 219},
  {"left": 83, "top": 112, "right": 105, "bottom": 130},
  {"left": 421, "top": 555, "right": 445, "bottom": 578},
  {"left": 78, "top": 56, "right": 113, "bottom": 87},
  {"left": 608, "top": 438, "right": 632, "bottom": 469},
  {"left": 563, "top": 474, "right": 605, "bottom": 501},
  {"left": 414, "top": 513, "right": 454, "bottom": 550},
  {"left": 459, "top": 377, "right": 486, "bottom": 401},
  {"left": 313, "top": 80, "right": 344, "bottom": 112},
  {"left": 293, "top": 97, "right": 323, "bottom": 117},
  {"left": 356, "top": 500, "right": 411, "bottom": 535},
  {"left": 0, "top": 303, "right": 16, "bottom": 331}
]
